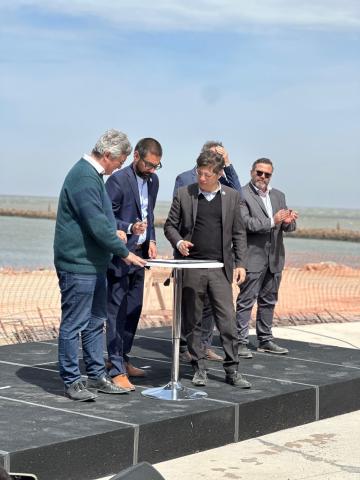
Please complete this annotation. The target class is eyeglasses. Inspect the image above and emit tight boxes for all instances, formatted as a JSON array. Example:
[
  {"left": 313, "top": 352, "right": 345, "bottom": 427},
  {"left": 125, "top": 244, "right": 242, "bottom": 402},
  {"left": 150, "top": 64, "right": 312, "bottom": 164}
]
[
  {"left": 256, "top": 170, "right": 272, "bottom": 179},
  {"left": 196, "top": 168, "right": 216, "bottom": 178},
  {"left": 141, "top": 159, "right": 162, "bottom": 170}
]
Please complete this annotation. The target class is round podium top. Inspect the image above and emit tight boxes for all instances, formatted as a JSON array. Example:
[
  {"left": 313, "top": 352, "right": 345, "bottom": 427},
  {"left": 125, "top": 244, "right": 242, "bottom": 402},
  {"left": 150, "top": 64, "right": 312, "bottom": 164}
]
[{"left": 145, "top": 259, "right": 224, "bottom": 269}]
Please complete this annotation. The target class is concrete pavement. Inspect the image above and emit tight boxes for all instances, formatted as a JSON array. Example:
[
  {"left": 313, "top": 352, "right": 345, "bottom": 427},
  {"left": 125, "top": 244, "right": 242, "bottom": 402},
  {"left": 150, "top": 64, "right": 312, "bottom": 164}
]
[{"left": 155, "top": 410, "right": 360, "bottom": 480}]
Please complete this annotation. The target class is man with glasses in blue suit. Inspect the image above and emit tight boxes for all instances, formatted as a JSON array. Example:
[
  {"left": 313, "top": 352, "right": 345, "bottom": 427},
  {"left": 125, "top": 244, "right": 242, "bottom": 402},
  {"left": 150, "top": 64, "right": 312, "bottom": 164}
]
[{"left": 105, "top": 138, "right": 163, "bottom": 391}]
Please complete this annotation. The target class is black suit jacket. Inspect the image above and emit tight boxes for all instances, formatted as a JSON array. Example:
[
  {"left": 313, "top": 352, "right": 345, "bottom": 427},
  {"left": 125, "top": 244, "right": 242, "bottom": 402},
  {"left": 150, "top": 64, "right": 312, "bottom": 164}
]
[{"left": 164, "top": 183, "right": 247, "bottom": 283}]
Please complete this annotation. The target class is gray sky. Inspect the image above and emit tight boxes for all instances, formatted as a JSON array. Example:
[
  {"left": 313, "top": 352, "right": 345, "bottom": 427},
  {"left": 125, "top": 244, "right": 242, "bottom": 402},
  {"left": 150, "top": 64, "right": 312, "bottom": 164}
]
[{"left": 1, "top": 0, "right": 359, "bottom": 208}]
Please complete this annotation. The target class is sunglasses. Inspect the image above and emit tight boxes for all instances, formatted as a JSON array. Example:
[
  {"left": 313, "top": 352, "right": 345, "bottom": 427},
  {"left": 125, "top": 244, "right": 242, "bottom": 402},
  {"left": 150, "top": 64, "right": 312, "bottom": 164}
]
[
  {"left": 141, "top": 159, "right": 162, "bottom": 170},
  {"left": 256, "top": 170, "right": 272, "bottom": 179}
]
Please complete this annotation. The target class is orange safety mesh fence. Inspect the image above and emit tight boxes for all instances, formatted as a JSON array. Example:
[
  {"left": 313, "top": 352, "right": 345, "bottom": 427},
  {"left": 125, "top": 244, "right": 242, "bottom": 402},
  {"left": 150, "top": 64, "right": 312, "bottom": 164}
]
[{"left": 0, "top": 263, "right": 359, "bottom": 346}]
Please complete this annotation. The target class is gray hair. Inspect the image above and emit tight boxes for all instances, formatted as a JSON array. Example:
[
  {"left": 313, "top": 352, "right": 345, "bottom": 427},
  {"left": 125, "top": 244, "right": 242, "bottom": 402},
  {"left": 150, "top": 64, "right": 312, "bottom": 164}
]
[
  {"left": 92, "top": 129, "right": 132, "bottom": 158},
  {"left": 201, "top": 140, "right": 223, "bottom": 153}
]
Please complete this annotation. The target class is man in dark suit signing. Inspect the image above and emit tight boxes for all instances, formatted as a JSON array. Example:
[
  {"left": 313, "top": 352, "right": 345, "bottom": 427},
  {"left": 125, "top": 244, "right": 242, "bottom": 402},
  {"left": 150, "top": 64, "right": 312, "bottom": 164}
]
[
  {"left": 173, "top": 141, "right": 242, "bottom": 363},
  {"left": 236, "top": 158, "right": 298, "bottom": 358},
  {"left": 164, "top": 150, "right": 251, "bottom": 388},
  {"left": 105, "top": 138, "right": 162, "bottom": 391}
]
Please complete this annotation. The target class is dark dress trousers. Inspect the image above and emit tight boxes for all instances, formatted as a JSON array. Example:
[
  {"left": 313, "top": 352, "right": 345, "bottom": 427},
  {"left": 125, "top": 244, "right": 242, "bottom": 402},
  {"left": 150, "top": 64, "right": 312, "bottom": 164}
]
[
  {"left": 236, "top": 182, "right": 296, "bottom": 345},
  {"left": 164, "top": 183, "right": 247, "bottom": 374},
  {"left": 105, "top": 165, "right": 159, "bottom": 376}
]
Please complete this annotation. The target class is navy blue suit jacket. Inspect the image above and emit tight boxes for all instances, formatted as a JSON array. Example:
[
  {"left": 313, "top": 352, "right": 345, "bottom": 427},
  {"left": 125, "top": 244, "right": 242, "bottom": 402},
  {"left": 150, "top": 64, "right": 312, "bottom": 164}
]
[
  {"left": 172, "top": 165, "right": 242, "bottom": 197},
  {"left": 105, "top": 164, "right": 159, "bottom": 277}
]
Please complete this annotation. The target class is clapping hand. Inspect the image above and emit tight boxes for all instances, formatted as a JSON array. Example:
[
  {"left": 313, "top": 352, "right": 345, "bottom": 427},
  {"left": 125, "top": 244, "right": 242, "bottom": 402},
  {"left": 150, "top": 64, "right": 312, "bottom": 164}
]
[{"left": 282, "top": 209, "right": 298, "bottom": 224}]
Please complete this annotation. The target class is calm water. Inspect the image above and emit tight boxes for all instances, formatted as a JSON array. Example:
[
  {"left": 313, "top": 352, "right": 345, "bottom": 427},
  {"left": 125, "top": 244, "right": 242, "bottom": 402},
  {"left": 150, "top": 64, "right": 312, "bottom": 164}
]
[{"left": 0, "top": 195, "right": 360, "bottom": 269}]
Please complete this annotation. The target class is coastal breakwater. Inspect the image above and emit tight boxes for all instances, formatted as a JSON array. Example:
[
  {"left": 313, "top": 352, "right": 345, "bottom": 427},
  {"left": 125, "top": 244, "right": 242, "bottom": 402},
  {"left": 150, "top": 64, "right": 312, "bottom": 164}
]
[
  {"left": 1, "top": 209, "right": 359, "bottom": 242},
  {"left": 0, "top": 208, "right": 56, "bottom": 220}
]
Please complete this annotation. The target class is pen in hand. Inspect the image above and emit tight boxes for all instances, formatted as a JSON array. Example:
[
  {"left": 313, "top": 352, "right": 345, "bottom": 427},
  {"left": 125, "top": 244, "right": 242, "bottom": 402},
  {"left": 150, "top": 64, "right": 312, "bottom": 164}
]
[{"left": 132, "top": 217, "right": 147, "bottom": 235}]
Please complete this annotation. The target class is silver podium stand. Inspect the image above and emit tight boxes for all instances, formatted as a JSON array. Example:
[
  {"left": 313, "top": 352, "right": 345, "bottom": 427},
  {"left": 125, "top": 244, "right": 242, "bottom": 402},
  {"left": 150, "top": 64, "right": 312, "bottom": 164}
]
[{"left": 141, "top": 259, "right": 224, "bottom": 401}]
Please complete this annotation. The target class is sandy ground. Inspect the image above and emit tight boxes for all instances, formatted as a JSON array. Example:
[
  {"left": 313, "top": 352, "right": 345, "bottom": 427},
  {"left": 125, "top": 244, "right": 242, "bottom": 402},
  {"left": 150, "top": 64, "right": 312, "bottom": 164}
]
[{"left": 0, "top": 262, "right": 359, "bottom": 344}]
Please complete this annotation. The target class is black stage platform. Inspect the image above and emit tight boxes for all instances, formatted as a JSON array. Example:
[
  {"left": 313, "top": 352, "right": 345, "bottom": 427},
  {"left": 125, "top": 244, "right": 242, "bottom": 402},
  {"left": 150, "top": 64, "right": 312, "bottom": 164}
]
[{"left": 1, "top": 327, "right": 360, "bottom": 480}]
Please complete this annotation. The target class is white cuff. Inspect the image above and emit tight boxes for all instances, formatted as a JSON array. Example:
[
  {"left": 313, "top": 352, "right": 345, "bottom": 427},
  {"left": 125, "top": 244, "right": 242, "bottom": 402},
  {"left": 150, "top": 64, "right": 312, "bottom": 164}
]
[{"left": 176, "top": 240, "right": 183, "bottom": 250}]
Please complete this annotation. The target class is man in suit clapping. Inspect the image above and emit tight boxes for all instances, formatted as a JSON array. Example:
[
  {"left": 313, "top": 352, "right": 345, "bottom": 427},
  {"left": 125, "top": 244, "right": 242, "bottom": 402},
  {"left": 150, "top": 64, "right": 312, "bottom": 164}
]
[{"left": 236, "top": 158, "right": 298, "bottom": 358}]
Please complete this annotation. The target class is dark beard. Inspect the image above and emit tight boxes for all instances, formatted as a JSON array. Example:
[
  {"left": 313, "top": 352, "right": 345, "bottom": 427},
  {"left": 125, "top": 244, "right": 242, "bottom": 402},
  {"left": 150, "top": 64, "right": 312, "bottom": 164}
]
[{"left": 134, "top": 163, "right": 150, "bottom": 179}]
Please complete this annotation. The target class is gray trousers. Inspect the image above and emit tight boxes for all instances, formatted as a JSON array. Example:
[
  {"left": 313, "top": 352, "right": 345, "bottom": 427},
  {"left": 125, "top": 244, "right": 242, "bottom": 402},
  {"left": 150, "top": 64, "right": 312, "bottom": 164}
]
[
  {"left": 182, "top": 268, "right": 239, "bottom": 374},
  {"left": 236, "top": 267, "right": 282, "bottom": 345}
]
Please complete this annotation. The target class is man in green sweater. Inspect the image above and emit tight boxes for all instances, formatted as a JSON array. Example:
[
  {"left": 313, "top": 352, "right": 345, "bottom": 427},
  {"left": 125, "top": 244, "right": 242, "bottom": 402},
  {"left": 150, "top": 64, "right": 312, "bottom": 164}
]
[{"left": 54, "top": 129, "right": 147, "bottom": 401}]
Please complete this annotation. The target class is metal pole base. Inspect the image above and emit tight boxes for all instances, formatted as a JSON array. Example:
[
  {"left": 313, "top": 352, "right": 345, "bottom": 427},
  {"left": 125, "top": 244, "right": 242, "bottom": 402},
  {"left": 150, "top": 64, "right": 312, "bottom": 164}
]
[{"left": 141, "top": 381, "right": 208, "bottom": 401}]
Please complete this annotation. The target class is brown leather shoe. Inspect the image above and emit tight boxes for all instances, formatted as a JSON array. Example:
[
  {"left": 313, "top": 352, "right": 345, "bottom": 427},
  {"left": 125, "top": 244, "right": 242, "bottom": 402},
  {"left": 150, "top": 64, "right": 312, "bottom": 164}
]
[
  {"left": 205, "top": 348, "right": 223, "bottom": 362},
  {"left": 112, "top": 374, "right": 135, "bottom": 391},
  {"left": 125, "top": 362, "right": 146, "bottom": 377}
]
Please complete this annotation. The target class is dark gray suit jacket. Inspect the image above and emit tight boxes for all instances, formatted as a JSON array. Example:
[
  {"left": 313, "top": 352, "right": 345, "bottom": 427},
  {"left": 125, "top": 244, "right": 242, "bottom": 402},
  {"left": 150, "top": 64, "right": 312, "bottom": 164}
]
[
  {"left": 240, "top": 182, "right": 296, "bottom": 274},
  {"left": 164, "top": 183, "right": 247, "bottom": 283}
]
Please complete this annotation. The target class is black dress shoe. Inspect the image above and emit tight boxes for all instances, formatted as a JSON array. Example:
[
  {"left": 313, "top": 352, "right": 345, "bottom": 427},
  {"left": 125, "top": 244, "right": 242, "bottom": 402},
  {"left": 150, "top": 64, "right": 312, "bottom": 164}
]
[
  {"left": 65, "top": 380, "right": 98, "bottom": 401},
  {"left": 257, "top": 341, "right": 289, "bottom": 355},
  {"left": 179, "top": 350, "right": 193, "bottom": 362},
  {"left": 225, "top": 373, "right": 251, "bottom": 389},
  {"left": 238, "top": 344, "right": 253, "bottom": 359},
  {"left": 86, "top": 375, "right": 129, "bottom": 394},
  {"left": 192, "top": 370, "right": 207, "bottom": 386}
]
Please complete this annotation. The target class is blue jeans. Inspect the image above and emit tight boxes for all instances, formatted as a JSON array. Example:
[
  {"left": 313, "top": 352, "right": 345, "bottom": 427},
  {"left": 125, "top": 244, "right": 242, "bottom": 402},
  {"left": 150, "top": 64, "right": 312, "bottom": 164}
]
[{"left": 57, "top": 271, "right": 107, "bottom": 387}]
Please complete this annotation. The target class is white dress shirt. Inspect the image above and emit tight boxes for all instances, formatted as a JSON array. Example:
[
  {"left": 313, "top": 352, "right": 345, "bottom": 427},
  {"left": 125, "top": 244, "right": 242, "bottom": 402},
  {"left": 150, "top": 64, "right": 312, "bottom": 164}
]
[{"left": 251, "top": 182, "right": 275, "bottom": 228}]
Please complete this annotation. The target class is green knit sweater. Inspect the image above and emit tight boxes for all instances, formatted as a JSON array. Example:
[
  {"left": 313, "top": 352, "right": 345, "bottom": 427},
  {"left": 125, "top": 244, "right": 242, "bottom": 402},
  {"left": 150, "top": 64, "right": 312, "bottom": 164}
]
[{"left": 54, "top": 158, "right": 129, "bottom": 273}]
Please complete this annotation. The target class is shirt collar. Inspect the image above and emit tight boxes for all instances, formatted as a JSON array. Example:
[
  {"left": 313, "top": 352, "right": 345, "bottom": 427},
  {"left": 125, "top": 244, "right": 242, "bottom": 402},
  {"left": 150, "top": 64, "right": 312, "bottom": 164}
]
[
  {"left": 83, "top": 153, "right": 105, "bottom": 175},
  {"left": 251, "top": 182, "right": 272, "bottom": 197},
  {"left": 198, "top": 182, "right": 222, "bottom": 197}
]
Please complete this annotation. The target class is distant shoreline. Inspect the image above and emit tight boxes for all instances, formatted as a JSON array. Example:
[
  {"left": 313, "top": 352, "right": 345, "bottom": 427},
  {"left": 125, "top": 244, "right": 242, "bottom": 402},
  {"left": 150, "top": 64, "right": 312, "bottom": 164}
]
[
  {"left": 1, "top": 208, "right": 359, "bottom": 243},
  {"left": 0, "top": 208, "right": 56, "bottom": 220}
]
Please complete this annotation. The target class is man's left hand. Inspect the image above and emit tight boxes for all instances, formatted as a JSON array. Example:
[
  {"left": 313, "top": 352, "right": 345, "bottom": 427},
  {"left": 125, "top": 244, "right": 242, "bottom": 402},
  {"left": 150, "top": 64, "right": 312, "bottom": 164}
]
[
  {"left": 148, "top": 241, "right": 157, "bottom": 259},
  {"left": 234, "top": 267, "right": 246, "bottom": 285},
  {"left": 283, "top": 210, "right": 298, "bottom": 224}
]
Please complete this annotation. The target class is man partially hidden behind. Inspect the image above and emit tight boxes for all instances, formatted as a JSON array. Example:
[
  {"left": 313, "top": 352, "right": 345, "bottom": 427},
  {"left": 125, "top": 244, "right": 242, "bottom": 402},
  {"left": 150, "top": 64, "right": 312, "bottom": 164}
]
[
  {"left": 236, "top": 158, "right": 298, "bottom": 358},
  {"left": 105, "top": 138, "right": 163, "bottom": 391},
  {"left": 54, "top": 129, "right": 146, "bottom": 401},
  {"left": 164, "top": 150, "right": 251, "bottom": 388},
  {"left": 173, "top": 141, "right": 242, "bottom": 363}
]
